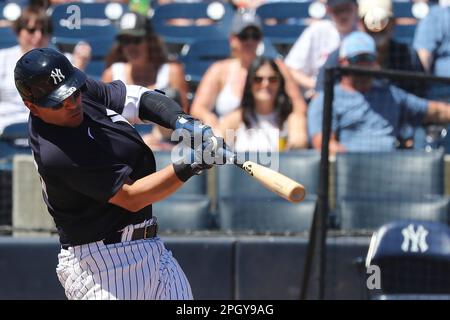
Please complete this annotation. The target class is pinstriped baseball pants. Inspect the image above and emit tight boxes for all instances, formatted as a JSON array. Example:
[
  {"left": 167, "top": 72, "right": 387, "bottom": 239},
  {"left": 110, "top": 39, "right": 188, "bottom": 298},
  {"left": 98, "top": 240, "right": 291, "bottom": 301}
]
[{"left": 55, "top": 220, "right": 193, "bottom": 300}]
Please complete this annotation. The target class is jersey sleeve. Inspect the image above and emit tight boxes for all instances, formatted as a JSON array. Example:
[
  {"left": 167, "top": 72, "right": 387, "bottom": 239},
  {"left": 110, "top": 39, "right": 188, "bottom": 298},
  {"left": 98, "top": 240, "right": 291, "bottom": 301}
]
[
  {"left": 83, "top": 78, "right": 127, "bottom": 114},
  {"left": 48, "top": 163, "right": 133, "bottom": 204}
]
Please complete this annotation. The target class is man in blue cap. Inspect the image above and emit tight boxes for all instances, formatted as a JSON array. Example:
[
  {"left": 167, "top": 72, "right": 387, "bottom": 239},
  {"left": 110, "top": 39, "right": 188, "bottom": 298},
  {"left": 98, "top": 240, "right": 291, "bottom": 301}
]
[{"left": 308, "top": 31, "right": 450, "bottom": 153}]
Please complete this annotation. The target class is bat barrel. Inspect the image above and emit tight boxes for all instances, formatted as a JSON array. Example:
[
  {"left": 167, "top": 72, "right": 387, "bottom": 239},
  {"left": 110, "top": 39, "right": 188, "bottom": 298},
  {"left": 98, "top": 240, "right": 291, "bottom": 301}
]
[{"left": 289, "top": 185, "right": 306, "bottom": 203}]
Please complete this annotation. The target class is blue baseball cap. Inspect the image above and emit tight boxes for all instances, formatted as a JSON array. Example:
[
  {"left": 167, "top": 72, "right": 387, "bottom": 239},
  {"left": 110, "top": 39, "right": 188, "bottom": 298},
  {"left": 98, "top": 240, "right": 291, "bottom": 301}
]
[{"left": 339, "top": 31, "right": 376, "bottom": 60}]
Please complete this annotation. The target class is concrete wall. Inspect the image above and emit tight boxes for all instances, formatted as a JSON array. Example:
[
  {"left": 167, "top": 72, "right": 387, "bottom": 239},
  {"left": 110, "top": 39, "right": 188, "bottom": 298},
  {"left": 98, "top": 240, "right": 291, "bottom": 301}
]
[{"left": 0, "top": 235, "right": 370, "bottom": 300}]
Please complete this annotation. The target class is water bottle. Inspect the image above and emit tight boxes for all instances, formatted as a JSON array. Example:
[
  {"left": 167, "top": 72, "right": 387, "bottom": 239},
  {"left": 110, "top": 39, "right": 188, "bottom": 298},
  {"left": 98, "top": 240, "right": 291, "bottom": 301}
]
[{"left": 129, "top": 0, "right": 150, "bottom": 16}]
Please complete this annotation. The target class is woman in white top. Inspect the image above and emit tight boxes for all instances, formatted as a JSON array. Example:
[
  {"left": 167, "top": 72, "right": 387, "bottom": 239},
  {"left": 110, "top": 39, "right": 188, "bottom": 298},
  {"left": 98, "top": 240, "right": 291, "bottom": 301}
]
[
  {"left": 190, "top": 10, "right": 308, "bottom": 149},
  {"left": 218, "top": 57, "right": 301, "bottom": 152},
  {"left": 102, "top": 12, "right": 189, "bottom": 150}
]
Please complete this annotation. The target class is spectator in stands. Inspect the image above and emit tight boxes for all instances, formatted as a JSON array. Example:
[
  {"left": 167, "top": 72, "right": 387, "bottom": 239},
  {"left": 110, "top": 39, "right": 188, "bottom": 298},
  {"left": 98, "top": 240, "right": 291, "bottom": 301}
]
[
  {"left": 190, "top": 10, "right": 308, "bottom": 149},
  {"left": 413, "top": 0, "right": 450, "bottom": 101},
  {"left": 0, "top": 6, "right": 91, "bottom": 134},
  {"left": 314, "top": 0, "right": 427, "bottom": 148},
  {"left": 411, "top": 0, "right": 450, "bottom": 150},
  {"left": 102, "top": 11, "right": 189, "bottom": 150},
  {"left": 315, "top": 0, "right": 425, "bottom": 97},
  {"left": 285, "top": 0, "right": 358, "bottom": 100},
  {"left": 217, "top": 57, "right": 299, "bottom": 152},
  {"left": 308, "top": 31, "right": 450, "bottom": 154}
]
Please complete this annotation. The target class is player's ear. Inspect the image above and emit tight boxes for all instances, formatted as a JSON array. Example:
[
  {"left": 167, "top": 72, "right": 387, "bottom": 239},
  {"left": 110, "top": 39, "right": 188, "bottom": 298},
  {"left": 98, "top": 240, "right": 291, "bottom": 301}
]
[{"left": 24, "top": 101, "right": 39, "bottom": 116}]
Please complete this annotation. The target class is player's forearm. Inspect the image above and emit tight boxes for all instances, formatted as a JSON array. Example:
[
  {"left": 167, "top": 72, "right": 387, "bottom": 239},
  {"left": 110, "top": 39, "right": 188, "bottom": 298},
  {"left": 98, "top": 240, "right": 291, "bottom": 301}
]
[{"left": 109, "top": 165, "right": 184, "bottom": 212}]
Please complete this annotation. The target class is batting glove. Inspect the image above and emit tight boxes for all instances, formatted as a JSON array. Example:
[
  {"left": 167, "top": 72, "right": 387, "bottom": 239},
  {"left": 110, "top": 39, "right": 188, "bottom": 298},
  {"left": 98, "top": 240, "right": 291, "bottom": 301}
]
[
  {"left": 173, "top": 135, "right": 223, "bottom": 182},
  {"left": 174, "top": 115, "right": 214, "bottom": 149}
]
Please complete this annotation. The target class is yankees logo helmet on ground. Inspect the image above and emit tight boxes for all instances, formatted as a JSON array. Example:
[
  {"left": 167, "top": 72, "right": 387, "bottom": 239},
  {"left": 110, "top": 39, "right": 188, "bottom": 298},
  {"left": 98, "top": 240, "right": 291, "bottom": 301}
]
[{"left": 14, "top": 47, "right": 86, "bottom": 108}]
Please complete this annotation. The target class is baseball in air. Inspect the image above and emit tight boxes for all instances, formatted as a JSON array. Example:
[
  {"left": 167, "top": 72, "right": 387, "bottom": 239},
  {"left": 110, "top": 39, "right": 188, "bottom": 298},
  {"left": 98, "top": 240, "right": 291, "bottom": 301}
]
[{"left": 364, "top": 7, "right": 389, "bottom": 32}]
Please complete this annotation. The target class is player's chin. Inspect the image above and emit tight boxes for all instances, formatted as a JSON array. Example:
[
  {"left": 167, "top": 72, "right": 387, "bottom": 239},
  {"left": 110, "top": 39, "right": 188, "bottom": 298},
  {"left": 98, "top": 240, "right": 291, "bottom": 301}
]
[{"left": 66, "top": 111, "right": 84, "bottom": 127}]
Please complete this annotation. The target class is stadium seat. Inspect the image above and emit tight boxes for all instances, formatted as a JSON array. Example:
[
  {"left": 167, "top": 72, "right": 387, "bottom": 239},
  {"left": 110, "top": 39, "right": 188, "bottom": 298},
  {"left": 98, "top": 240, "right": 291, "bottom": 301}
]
[
  {"left": 335, "top": 150, "right": 444, "bottom": 201},
  {"left": 218, "top": 195, "right": 316, "bottom": 233},
  {"left": 180, "top": 38, "right": 280, "bottom": 85},
  {"left": 152, "top": 1, "right": 234, "bottom": 54},
  {"left": 153, "top": 194, "right": 212, "bottom": 231},
  {"left": 0, "top": 26, "right": 16, "bottom": 49},
  {"left": 84, "top": 59, "right": 105, "bottom": 80},
  {"left": 393, "top": 1, "right": 415, "bottom": 19},
  {"left": 393, "top": 24, "right": 417, "bottom": 46},
  {"left": 49, "top": 3, "right": 125, "bottom": 39},
  {"left": 153, "top": 150, "right": 207, "bottom": 195},
  {"left": 49, "top": 2, "right": 127, "bottom": 72},
  {"left": 180, "top": 38, "right": 231, "bottom": 85},
  {"left": 339, "top": 196, "right": 450, "bottom": 230},
  {"left": 392, "top": 1, "right": 429, "bottom": 45},
  {"left": 366, "top": 220, "right": 450, "bottom": 294},
  {"left": 256, "top": 1, "right": 313, "bottom": 54},
  {"left": 0, "top": 122, "right": 31, "bottom": 160},
  {"left": 216, "top": 150, "right": 320, "bottom": 232},
  {"left": 335, "top": 150, "right": 445, "bottom": 229}
]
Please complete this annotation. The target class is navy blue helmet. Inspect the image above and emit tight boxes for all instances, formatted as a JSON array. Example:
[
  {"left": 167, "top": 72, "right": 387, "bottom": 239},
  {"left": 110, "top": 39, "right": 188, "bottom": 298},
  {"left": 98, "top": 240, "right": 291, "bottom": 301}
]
[{"left": 14, "top": 48, "right": 86, "bottom": 108}]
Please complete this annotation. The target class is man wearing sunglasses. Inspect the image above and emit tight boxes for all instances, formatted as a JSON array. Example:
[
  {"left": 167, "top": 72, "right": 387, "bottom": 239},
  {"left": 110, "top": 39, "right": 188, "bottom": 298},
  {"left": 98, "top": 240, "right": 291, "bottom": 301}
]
[
  {"left": 14, "top": 47, "right": 226, "bottom": 300},
  {"left": 308, "top": 31, "right": 450, "bottom": 154},
  {"left": 315, "top": 0, "right": 425, "bottom": 97}
]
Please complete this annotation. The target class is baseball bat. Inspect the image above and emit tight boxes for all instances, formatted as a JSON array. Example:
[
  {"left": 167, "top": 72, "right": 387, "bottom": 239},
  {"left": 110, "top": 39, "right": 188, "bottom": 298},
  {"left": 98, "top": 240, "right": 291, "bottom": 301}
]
[{"left": 217, "top": 144, "right": 306, "bottom": 203}]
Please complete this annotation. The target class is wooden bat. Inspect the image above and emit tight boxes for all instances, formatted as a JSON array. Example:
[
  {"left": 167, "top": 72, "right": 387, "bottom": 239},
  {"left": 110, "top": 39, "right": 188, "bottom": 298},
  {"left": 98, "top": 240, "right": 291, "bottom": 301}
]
[
  {"left": 235, "top": 160, "right": 306, "bottom": 203},
  {"left": 212, "top": 138, "right": 306, "bottom": 203}
]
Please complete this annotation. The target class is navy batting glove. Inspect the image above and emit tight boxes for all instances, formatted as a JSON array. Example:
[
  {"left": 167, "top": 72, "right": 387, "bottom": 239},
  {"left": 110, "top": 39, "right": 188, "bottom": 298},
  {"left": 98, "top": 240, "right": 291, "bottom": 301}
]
[
  {"left": 174, "top": 115, "right": 214, "bottom": 149},
  {"left": 173, "top": 136, "right": 217, "bottom": 182}
]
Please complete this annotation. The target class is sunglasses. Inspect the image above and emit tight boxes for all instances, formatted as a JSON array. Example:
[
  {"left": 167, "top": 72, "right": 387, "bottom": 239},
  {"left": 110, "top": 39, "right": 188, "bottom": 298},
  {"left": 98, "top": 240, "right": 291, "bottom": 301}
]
[
  {"left": 22, "top": 27, "right": 48, "bottom": 35},
  {"left": 118, "top": 36, "right": 144, "bottom": 45},
  {"left": 253, "top": 76, "right": 279, "bottom": 84},
  {"left": 237, "top": 31, "right": 262, "bottom": 42},
  {"left": 51, "top": 89, "right": 81, "bottom": 110},
  {"left": 347, "top": 53, "right": 376, "bottom": 65}
]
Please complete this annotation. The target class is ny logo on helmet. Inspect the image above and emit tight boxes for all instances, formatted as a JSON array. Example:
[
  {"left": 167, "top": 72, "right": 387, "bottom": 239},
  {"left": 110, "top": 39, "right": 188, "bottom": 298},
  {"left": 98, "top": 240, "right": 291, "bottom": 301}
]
[{"left": 50, "top": 68, "right": 65, "bottom": 85}]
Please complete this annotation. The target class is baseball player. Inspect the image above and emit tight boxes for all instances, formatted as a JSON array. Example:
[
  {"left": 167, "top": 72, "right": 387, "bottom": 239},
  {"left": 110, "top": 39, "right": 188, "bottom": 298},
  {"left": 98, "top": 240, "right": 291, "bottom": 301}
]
[{"left": 13, "top": 48, "right": 225, "bottom": 300}]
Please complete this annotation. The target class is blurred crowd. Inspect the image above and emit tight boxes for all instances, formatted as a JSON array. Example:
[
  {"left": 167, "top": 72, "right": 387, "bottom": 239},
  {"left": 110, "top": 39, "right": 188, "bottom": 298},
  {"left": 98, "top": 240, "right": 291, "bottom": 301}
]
[{"left": 0, "top": 0, "right": 449, "bottom": 154}]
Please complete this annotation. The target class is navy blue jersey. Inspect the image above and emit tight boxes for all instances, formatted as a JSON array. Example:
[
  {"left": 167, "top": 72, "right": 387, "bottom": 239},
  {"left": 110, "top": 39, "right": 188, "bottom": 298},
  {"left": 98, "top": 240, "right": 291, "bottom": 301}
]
[{"left": 29, "top": 78, "right": 156, "bottom": 247}]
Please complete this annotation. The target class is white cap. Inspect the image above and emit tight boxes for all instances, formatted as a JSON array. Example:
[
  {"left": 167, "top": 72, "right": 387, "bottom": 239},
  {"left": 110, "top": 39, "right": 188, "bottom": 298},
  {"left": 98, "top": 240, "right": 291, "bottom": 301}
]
[
  {"left": 364, "top": 7, "right": 390, "bottom": 32},
  {"left": 358, "top": 0, "right": 393, "bottom": 18}
]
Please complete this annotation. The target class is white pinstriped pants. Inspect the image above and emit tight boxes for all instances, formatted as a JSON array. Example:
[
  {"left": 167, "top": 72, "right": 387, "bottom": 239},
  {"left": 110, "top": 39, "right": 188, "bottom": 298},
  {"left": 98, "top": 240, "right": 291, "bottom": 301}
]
[{"left": 55, "top": 219, "right": 193, "bottom": 300}]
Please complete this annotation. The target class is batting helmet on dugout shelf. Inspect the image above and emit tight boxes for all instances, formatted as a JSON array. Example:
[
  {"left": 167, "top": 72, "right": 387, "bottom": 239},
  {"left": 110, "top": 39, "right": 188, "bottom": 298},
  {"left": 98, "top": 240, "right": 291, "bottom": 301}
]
[{"left": 14, "top": 48, "right": 86, "bottom": 108}]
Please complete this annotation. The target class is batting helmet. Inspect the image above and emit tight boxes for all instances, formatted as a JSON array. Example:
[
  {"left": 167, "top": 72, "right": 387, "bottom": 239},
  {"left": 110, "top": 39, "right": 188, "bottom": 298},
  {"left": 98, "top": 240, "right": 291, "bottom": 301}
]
[{"left": 14, "top": 48, "right": 87, "bottom": 108}]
